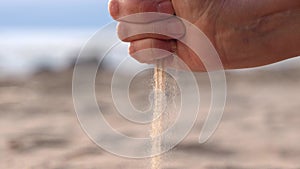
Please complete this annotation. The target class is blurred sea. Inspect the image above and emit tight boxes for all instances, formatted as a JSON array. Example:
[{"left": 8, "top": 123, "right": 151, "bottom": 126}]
[
  {"left": 0, "top": 29, "right": 102, "bottom": 78},
  {"left": 1, "top": 28, "right": 300, "bottom": 79}
]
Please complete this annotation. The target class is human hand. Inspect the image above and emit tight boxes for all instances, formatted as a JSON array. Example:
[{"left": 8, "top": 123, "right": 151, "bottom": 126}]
[{"left": 109, "top": 0, "right": 300, "bottom": 71}]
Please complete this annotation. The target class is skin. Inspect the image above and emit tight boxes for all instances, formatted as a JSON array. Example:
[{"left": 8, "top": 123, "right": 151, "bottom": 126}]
[{"left": 109, "top": 0, "right": 300, "bottom": 71}]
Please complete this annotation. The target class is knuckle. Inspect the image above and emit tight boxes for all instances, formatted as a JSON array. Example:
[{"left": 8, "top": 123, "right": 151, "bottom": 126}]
[
  {"left": 108, "top": 0, "right": 119, "bottom": 19},
  {"left": 117, "top": 22, "right": 129, "bottom": 41}
]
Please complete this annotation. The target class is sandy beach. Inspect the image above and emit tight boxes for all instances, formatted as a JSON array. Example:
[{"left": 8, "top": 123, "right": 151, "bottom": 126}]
[{"left": 1, "top": 62, "right": 300, "bottom": 169}]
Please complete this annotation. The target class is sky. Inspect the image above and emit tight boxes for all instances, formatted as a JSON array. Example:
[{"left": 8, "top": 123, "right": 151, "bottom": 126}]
[
  {"left": 0, "top": 0, "right": 112, "bottom": 29},
  {"left": 0, "top": 0, "right": 118, "bottom": 76}
]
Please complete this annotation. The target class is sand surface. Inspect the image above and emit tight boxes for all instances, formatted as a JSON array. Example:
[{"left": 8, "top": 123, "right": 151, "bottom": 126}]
[{"left": 1, "top": 64, "right": 300, "bottom": 169}]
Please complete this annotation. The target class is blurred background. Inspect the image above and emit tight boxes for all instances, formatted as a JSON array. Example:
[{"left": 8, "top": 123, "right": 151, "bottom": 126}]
[
  {"left": 1, "top": 0, "right": 300, "bottom": 169},
  {"left": 0, "top": 0, "right": 112, "bottom": 77}
]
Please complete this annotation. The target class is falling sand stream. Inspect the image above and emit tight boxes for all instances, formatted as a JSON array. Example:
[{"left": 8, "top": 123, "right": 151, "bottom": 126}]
[{"left": 151, "top": 60, "right": 166, "bottom": 169}]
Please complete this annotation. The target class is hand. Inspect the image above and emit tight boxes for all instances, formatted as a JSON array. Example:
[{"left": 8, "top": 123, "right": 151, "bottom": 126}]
[{"left": 109, "top": 0, "right": 300, "bottom": 71}]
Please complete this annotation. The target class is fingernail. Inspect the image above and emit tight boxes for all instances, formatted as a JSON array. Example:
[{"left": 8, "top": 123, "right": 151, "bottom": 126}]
[
  {"left": 109, "top": 0, "right": 119, "bottom": 19},
  {"left": 157, "top": 1, "right": 174, "bottom": 14},
  {"left": 167, "top": 19, "right": 185, "bottom": 38}
]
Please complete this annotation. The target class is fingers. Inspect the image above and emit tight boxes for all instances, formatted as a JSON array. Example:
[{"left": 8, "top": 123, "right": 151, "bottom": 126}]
[
  {"left": 129, "top": 39, "right": 176, "bottom": 63},
  {"left": 129, "top": 39, "right": 206, "bottom": 71},
  {"left": 109, "top": 0, "right": 174, "bottom": 21},
  {"left": 118, "top": 16, "right": 185, "bottom": 42}
]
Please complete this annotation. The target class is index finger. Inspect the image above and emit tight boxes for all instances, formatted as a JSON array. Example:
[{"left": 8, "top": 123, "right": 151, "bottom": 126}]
[{"left": 109, "top": 0, "right": 175, "bottom": 23}]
